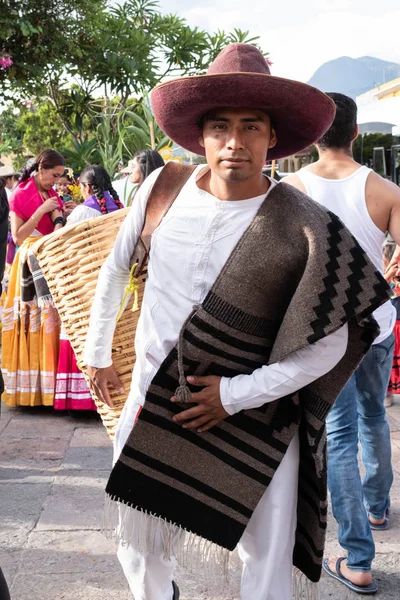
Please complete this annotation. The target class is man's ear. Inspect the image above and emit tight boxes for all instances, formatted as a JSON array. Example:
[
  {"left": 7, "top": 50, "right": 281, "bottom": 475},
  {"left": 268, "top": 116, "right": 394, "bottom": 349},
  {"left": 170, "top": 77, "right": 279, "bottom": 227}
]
[
  {"left": 198, "top": 135, "right": 205, "bottom": 149},
  {"left": 351, "top": 124, "right": 359, "bottom": 142},
  {"left": 268, "top": 128, "right": 277, "bottom": 149}
]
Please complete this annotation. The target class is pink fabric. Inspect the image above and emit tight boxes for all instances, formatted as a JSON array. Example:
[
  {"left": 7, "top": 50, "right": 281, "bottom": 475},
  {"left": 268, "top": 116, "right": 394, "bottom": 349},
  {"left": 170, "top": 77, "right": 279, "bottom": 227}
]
[
  {"left": 10, "top": 178, "right": 63, "bottom": 236},
  {"left": 54, "top": 334, "right": 96, "bottom": 411}
]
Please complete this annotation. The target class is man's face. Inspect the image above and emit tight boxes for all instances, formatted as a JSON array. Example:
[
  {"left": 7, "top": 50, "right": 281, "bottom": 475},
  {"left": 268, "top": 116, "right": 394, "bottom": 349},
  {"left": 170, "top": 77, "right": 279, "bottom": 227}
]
[
  {"left": 199, "top": 108, "right": 277, "bottom": 183},
  {"left": 5, "top": 176, "right": 13, "bottom": 189}
]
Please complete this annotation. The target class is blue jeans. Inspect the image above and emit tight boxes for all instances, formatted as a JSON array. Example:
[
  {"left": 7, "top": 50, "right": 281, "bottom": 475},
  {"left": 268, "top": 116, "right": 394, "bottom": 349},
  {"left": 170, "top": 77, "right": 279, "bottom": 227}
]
[{"left": 326, "top": 332, "right": 394, "bottom": 572}]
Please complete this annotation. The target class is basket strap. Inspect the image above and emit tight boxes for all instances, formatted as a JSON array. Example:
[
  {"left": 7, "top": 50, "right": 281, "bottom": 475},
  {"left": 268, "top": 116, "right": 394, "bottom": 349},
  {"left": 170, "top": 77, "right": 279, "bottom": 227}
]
[{"left": 130, "top": 162, "right": 197, "bottom": 274}]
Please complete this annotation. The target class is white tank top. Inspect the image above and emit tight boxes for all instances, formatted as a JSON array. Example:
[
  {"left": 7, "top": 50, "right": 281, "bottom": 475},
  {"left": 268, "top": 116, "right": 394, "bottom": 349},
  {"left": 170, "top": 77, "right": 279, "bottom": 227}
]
[{"left": 297, "top": 166, "right": 395, "bottom": 344}]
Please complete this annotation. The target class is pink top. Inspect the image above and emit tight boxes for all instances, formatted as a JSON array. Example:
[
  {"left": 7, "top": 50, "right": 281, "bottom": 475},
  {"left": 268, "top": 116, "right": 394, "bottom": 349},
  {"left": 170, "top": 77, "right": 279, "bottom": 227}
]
[{"left": 10, "top": 177, "right": 63, "bottom": 236}]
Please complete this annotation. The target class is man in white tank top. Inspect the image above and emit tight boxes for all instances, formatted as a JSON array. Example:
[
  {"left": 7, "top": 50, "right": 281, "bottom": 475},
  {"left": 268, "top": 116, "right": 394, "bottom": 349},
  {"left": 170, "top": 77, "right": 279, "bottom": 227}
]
[{"left": 286, "top": 92, "right": 400, "bottom": 595}]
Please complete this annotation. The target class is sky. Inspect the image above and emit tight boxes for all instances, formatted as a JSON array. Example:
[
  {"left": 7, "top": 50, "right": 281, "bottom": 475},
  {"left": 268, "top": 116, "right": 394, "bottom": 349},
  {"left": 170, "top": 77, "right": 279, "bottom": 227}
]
[{"left": 159, "top": 0, "right": 400, "bottom": 83}]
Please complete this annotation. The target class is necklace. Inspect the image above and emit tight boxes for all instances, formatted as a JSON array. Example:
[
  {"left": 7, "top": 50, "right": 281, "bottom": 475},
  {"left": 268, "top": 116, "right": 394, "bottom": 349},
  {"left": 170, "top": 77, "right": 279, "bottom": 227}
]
[{"left": 38, "top": 191, "right": 48, "bottom": 203}]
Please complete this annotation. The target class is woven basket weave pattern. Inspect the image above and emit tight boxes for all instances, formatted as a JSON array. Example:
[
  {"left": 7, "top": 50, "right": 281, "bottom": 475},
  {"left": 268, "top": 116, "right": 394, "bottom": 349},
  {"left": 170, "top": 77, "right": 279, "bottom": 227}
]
[{"left": 33, "top": 208, "right": 139, "bottom": 439}]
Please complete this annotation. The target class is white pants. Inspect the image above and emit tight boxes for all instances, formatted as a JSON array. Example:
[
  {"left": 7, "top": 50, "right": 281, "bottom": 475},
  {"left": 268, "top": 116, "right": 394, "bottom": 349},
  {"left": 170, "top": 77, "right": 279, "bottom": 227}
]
[{"left": 114, "top": 403, "right": 300, "bottom": 600}]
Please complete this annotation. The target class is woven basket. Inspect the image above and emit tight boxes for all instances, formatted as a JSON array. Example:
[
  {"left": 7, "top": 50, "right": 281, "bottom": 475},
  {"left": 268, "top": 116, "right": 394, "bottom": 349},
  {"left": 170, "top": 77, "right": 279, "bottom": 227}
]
[{"left": 32, "top": 208, "right": 140, "bottom": 439}]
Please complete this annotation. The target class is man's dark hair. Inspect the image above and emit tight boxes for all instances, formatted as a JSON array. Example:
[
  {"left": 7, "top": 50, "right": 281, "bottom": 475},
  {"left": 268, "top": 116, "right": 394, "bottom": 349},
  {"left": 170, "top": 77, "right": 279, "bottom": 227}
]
[{"left": 317, "top": 93, "right": 357, "bottom": 150}]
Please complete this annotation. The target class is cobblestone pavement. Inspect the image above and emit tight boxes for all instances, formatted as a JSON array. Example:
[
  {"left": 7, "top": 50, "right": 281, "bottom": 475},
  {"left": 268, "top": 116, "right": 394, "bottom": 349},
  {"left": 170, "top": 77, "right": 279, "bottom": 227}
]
[{"left": 1, "top": 402, "right": 399, "bottom": 599}]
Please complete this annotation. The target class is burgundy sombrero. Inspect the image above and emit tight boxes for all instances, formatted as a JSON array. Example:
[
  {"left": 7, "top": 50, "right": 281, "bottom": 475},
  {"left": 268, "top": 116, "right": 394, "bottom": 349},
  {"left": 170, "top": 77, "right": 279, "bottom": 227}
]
[{"left": 151, "top": 43, "right": 336, "bottom": 160}]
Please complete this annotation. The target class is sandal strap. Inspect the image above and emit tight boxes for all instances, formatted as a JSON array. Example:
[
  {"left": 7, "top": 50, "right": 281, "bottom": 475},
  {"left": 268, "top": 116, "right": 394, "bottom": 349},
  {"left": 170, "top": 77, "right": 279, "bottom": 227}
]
[{"left": 335, "top": 556, "right": 346, "bottom": 578}]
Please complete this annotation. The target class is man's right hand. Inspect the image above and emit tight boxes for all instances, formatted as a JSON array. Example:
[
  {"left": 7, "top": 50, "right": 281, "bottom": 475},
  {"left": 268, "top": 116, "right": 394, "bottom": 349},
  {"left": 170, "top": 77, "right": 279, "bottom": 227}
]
[{"left": 87, "top": 364, "right": 125, "bottom": 408}]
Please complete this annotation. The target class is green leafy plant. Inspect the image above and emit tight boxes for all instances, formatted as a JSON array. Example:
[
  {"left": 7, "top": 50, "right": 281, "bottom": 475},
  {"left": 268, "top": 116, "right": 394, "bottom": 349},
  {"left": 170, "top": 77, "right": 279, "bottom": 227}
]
[
  {"left": 119, "top": 94, "right": 171, "bottom": 157},
  {"left": 62, "top": 139, "right": 100, "bottom": 173}
]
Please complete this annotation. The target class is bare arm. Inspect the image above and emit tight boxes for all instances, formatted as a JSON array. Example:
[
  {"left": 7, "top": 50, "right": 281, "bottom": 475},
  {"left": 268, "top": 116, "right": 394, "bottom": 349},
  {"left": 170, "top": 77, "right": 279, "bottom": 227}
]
[
  {"left": 281, "top": 174, "right": 307, "bottom": 193},
  {"left": 11, "top": 197, "right": 62, "bottom": 245},
  {"left": 367, "top": 174, "right": 400, "bottom": 268},
  {"left": 386, "top": 182, "right": 400, "bottom": 246}
]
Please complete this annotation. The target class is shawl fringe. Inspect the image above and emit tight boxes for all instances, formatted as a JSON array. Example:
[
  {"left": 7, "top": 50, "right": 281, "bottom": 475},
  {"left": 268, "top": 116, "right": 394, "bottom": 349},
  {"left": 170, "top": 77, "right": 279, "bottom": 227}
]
[
  {"left": 37, "top": 294, "right": 55, "bottom": 309},
  {"left": 104, "top": 494, "right": 318, "bottom": 597},
  {"left": 104, "top": 493, "right": 233, "bottom": 583}
]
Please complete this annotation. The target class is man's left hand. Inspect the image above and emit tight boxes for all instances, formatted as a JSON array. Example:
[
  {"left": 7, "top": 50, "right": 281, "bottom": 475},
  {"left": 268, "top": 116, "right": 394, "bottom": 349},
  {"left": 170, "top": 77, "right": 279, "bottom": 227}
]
[{"left": 171, "top": 375, "right": 229, "bottom": 433}]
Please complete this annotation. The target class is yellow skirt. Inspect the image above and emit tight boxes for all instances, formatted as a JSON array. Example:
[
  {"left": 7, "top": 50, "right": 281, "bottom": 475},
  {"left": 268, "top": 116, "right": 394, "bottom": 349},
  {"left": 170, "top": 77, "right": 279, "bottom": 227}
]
[{"left": 1, "top": 237, "right": 60, "bottom": 407}]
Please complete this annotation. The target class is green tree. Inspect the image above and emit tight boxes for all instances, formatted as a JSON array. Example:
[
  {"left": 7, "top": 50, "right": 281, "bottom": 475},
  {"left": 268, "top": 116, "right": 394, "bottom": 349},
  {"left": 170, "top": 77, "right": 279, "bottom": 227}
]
[
  {"left": 1, "top": 0, "right": 266, "bottom": 104},
  {"left": 74, "top": 0, "right": 264, "bottom": 104},
  {"left": 353, "top": 133, "right": 394, "bottom": 165},
  {"left": 19, "top": 102, "right": 71, "bottom": 155},
  {"left": 119, "top": 94, "right": 170, "bottom": 156},
  {"left": 1, "top": 0, "right": 269, "bottom": 173},
  {"left": 0, "top": 0, "right": 106, "bottom": 98},
  {"left": 0, "top": 105, "right": 26, "bottom": 165}
]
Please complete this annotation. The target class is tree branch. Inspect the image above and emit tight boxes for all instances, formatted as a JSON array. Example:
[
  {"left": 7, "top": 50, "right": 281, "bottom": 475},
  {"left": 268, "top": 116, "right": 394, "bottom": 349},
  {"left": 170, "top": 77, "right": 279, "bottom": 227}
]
[{"left": 47, "top": 79, "right": 80, "bottom": 143}]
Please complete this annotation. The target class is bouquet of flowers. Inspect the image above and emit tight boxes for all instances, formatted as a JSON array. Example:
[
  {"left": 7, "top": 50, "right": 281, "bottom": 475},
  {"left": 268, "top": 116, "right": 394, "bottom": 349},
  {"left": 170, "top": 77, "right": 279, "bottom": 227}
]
[{"left": 68, "top": 183, "right": 84, "bottom": 204}]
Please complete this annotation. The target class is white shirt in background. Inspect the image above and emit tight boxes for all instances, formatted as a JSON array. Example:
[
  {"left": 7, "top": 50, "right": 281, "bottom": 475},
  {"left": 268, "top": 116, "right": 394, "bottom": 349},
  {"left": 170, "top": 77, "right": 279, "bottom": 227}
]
[
  {"left": 112, "top": 176, "right": 137, "bottom": 206},
  {"left": 297, "top": 166, "right": 395, "bottom": 344}
]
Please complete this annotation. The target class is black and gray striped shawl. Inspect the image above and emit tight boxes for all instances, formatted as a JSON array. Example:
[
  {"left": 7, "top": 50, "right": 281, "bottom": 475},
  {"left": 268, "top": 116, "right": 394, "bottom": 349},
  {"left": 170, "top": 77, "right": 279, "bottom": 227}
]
[{"left": 106, "top": 182, "right": 391, "bottom": 583}]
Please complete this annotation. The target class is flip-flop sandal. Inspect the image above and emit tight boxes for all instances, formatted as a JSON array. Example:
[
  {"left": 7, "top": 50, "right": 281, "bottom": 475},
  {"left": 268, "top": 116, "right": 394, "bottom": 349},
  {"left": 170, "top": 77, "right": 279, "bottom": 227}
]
[
  {"left": 322, "top": 557, "right": 378, "bottom": 595},
  {"left": 369, "top": 508, "right": 390, "bottom": 531}
]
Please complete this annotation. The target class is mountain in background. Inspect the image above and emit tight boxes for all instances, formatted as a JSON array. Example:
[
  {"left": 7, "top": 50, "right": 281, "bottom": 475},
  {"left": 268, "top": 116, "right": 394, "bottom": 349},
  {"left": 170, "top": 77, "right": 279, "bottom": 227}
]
[{"left": 307, "top": 56, "right": 400, "bottom": 99}]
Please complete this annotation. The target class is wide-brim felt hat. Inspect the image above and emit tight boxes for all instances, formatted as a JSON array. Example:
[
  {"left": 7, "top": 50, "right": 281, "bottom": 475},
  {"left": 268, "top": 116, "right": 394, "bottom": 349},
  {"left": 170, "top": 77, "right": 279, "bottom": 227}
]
[
  {"left": 0, "top": 165, "right": 18, "bottom": 177},
  {"left": 151, "top": 43, "right": 336, "bottom": 160}
]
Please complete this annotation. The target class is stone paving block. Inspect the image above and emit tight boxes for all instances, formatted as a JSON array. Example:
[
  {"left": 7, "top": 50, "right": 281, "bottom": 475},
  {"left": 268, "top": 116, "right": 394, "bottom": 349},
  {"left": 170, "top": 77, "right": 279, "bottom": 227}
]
[
  {"left": 0, "top": 414, "right": 11, "bottom": 436},
  {"left": 66, "top": 414, "right": 103, "bottom": 429},
  {"left": 391, "top": 441, "right": 400, "bottom": 474},
  {"left": 177, "top": 564, "right": 240, "bottom": 600},
  {"left": 0, "top": 437, "right": 68, "bottom": 470},
  {"left": 387, "top": 412, "right": 400, "bottom": 432},
  {"left": 61, "top": 446, "right": 113, "bottom": 471},
  {"left": 2, "top": 419, "right": 75, "bottom": 440},
  {"left": 36, "top": 471, "right": 110, "bottom": 531},
  {"left": 19, "top": 530, "right": 120, "bottom": 575},
  {"left": 0, "top": 482, "right": 52, "bottom": 548},
  {"left": 6, "top": 406, "right": 65, "bottom": 421},
  {"left": 0, "top": 404, "right": 15, "bottom": 416},
  {"left": 0, "top": 465, "right": 58, "bottom": 484},
  {"left": 70, "top": 427, "right": 111, "bottom": 448},
  {"left": 10, "top": 571, "right": 132, "bottom": 600},
  {"left": 0, "top": 548, "right": 22, "bottom": 590},
  {"left": 10, "top": 570, "right": 240, "bottom": 600}
]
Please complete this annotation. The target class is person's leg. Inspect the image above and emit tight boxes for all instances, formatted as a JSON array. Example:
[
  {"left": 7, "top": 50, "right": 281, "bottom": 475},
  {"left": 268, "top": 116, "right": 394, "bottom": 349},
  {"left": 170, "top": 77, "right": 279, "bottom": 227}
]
[
  {"left": 117, "top": 536, "right": 177, "bottom": 600},
  {"left": 238, "top": 431, "right": 299, "bottom": 600},
  {"left": 356, "top": 334, "right": 394, "bottom": 523},
  {"left": 326, "top": 372, "right": 375, "bottom": 579},
  {"left": 114, "top": 400, "right": 179, "bottom": 599}
]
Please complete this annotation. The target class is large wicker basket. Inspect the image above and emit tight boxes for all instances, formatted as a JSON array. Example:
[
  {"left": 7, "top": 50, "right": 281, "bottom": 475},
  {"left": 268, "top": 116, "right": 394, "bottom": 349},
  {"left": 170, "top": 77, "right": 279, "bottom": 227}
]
[{"left": 32, "top": 208, "right": 140, "bottom": 439}]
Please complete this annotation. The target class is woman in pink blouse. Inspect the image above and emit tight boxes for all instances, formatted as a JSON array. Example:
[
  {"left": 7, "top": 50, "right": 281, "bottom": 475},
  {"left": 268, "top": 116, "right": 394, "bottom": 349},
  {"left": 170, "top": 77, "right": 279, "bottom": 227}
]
[{"left": 2, "top": 149, "right": 66, "bottom": 407}]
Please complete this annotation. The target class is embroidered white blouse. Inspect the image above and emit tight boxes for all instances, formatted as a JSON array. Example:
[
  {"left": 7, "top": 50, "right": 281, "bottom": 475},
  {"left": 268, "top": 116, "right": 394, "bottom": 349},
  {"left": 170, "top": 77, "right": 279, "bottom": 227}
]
[
  {"left": 84, "top": 166, "right": 348, "bottom": 449},
  {"left": 67, "top": 204, "right": 101, "bottom": 224}
]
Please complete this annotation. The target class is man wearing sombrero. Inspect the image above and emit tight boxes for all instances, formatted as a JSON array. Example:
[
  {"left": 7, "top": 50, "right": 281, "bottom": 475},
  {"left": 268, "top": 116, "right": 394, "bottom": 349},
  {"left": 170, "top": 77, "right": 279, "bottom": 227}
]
[{"left": 85, "top": 44, "right": 391, "bottom": 599}]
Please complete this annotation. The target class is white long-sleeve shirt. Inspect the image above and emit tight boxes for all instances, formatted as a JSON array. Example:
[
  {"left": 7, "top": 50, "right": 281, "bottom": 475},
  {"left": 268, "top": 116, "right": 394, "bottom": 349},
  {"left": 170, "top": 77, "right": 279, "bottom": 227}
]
[{"left": 84, "top": 166, "right": 348, "bottom": 429}]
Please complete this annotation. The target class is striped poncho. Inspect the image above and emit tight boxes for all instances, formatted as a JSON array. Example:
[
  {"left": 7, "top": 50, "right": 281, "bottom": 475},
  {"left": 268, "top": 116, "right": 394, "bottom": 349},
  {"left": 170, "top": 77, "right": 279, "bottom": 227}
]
[{"left": 105, "top": 182, "right": 391, "bottom": 585}]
